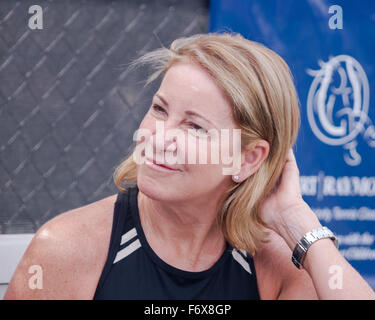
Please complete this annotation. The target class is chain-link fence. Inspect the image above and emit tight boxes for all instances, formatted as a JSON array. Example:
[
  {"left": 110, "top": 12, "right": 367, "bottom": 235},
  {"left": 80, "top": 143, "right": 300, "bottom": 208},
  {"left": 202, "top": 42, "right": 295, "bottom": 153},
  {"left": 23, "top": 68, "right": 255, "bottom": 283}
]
[{"left": 0, "top": 0, "right": 209, "bottom": 234}]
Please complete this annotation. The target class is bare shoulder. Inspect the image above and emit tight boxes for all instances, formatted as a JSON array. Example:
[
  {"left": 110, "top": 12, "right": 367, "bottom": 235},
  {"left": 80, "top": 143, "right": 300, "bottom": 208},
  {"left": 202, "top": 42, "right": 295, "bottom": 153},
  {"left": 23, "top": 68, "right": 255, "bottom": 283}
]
[
  {"left": 4, "top": 194, "right": 118, "bottom": 300},
  {"left": 253, "top": 229, "right": 318, "bottom": 300}
]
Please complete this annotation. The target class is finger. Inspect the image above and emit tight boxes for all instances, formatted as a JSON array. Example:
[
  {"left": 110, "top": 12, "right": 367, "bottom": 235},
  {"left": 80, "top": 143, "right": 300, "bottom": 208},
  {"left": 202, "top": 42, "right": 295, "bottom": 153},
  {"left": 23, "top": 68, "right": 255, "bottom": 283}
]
[
  {"left": 284, "top": 148, "right": 299, "bottom": 174},
  {"left": 279, "top": 148, "right": 301, "bottom": 194},
  {"left": 286, "top": 148, "right": 296, "bottom": 165}
]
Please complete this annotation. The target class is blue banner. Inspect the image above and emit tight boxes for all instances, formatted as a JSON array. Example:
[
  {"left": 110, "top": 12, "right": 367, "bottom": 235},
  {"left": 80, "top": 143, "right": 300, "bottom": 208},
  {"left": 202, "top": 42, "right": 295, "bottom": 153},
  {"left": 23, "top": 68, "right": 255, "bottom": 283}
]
[{"left": 210, "top": 0, "right": 375, "bottom": 288}]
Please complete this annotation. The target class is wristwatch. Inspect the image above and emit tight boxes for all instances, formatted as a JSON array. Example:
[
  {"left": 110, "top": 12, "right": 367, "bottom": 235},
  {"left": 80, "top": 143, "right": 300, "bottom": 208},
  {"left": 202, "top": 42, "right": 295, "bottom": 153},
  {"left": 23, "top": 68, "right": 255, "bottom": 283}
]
[{"left": 292, "top": 226, "right": 339, "bottom": 269}]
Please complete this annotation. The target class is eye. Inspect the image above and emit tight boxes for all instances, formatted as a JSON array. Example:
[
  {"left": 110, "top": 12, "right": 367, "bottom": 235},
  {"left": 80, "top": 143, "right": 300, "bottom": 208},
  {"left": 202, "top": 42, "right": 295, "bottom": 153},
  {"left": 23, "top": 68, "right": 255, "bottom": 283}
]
[
  {"left": 152, "top": 104, "right": 166, "bottom": 114},
  {"left": 187, "top": 122, "right": 208, "bottom": 135},
  {"left": 188, "top": 122, "right": 202, "bottom": 130}
]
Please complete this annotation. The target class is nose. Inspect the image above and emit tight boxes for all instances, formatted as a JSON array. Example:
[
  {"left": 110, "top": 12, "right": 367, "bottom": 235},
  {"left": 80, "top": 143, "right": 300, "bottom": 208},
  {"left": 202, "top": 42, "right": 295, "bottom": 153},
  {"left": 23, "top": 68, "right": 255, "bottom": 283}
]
[{"left": 152, "top": 120, "right": 178, "bottom": 160}]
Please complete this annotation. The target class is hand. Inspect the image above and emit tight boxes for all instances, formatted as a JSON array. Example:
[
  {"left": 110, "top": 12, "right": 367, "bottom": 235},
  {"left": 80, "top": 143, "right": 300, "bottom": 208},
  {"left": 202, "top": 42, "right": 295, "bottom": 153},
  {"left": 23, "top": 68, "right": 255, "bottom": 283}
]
[{"left": 259, "top": 148, "right": 321, "bottom": 248}]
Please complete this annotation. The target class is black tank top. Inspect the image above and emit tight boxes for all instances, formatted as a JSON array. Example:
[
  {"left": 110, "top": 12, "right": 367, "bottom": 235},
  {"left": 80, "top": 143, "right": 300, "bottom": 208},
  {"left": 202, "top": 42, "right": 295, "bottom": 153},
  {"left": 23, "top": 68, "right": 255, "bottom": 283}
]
[{"left": 94, "top": 185, "right": 260, "bottom": 300}]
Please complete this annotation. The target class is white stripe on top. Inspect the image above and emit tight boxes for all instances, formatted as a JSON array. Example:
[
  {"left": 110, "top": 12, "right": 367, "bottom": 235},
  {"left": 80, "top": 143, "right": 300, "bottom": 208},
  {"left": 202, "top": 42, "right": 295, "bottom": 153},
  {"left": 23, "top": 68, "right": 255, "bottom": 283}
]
[
  {"left": 113, "top": 239, "right": 141, "bottom": 264},
  {"left": 120, "top": 227, "right": 137, "bottom": 245},
  {"left": 113, "top": 228, "right": 141, "bottom": 264},
  {"left": 231, "top": 249, "right": 252, "bottom": 274}
]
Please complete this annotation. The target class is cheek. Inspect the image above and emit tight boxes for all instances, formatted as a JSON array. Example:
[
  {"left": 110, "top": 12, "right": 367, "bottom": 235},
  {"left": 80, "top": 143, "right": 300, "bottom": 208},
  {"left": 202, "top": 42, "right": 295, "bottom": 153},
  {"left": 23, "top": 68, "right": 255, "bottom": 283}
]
[
  {"left": 184, "top": 136, "right": 227, "bottom": 180},
  {"left": 182, "top": 131, "right": 240, "bottom": 180},
  {"left": 139, "top": 113, "right": 155, "bottom": 131},
  {"left": 185, "top": 163, "right": 230, "bottom": 189},
  {"left": 136, "top": 115, "right": 157, "bottom": 149},
  {"left": 183, "top": 134, "right": 220, "bottom": 165}
]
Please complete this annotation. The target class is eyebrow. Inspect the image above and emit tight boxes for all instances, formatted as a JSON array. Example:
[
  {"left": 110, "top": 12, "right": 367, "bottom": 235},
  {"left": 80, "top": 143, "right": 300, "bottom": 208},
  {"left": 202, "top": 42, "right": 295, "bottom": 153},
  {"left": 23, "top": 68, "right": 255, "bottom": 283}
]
[{"left": 154, "top": 93, "right": 215, "bottom": 127}]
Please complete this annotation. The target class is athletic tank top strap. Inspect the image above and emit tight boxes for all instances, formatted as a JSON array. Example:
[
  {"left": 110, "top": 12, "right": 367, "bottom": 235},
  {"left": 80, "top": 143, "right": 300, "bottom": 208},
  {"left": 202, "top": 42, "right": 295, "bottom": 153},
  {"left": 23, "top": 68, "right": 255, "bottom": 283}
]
[{"left": 93, "top": 188, "right": 132, "bottom": 296}]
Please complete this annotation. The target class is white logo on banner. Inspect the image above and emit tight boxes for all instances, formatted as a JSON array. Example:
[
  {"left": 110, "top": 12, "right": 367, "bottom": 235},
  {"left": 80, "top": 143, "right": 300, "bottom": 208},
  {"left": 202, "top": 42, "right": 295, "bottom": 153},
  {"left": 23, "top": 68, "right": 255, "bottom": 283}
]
[{"left": 307, "top": 55, "right": 375, "bottom": 166}]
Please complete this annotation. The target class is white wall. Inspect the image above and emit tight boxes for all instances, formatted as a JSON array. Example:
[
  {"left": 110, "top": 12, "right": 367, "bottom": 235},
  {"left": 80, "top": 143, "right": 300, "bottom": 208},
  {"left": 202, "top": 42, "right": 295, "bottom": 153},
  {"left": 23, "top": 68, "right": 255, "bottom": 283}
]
[
  {"left": 0, "top": 284, "right": 8, "bottom": 299},
  {"left": 0, "top": 234, "right": 34, "bottom": 299}
]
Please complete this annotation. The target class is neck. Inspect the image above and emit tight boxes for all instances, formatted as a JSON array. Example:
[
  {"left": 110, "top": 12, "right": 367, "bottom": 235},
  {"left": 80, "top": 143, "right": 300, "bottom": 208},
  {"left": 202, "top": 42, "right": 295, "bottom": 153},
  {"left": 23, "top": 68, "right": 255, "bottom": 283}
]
[{"left": 137, "top": 189, "right": 227, "bottom": 268}]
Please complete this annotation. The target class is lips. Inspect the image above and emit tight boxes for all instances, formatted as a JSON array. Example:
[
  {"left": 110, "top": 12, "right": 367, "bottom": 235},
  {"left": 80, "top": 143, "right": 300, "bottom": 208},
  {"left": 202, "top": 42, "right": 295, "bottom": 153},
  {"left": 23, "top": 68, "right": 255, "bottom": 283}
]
[{"left": 145, "top": 157, "right": 180, "bottom": 171}]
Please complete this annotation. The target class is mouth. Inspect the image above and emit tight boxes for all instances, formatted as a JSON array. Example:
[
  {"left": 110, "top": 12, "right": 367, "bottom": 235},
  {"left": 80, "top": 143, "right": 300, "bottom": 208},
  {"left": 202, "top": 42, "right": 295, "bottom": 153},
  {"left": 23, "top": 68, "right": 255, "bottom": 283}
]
[{"left": 145, "top": 157, "right": 181, "bottom": 172}]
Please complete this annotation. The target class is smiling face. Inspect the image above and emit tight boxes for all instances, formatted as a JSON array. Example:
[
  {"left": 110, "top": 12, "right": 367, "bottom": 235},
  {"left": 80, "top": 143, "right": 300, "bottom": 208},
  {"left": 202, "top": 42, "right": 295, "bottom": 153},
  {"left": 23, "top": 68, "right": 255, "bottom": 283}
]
[{"left": 135, "top": 61, "right": 241, "bottom": 203}]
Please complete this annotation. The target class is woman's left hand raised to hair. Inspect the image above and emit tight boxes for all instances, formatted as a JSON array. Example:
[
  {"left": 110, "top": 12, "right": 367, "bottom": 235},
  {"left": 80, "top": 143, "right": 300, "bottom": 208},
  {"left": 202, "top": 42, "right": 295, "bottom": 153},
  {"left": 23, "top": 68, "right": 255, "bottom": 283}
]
[
  {"left": 258, "top": 148, "right": 322, "bottom": 251},
  {"left": 258, "top": 149, "right": 375, "bottom": 299}
]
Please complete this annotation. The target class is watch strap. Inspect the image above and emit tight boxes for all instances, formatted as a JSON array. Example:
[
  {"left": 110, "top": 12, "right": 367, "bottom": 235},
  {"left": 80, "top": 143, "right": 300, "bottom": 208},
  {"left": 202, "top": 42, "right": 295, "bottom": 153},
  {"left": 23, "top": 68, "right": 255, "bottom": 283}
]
[{"left": 292, "top": 226, "right": 339, "bottom": 269}]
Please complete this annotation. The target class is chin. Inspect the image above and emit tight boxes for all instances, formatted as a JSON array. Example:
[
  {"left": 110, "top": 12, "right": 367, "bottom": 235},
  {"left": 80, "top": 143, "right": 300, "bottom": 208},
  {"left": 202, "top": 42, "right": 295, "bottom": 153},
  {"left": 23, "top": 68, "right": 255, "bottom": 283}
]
[
  {"left": 137, "top": 174, "right": 177, "bottom": 202},
  {"left": 138, "top": 176, "right": 203, "bottom": 205},
  {"left": 137, "top": 177, "right": 162, "bottom": 200}
]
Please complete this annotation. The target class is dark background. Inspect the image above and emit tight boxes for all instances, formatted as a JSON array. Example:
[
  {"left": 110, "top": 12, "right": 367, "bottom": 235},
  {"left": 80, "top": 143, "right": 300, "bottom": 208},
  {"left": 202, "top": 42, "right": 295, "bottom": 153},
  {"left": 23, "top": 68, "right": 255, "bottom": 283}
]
[{"left": 0, "top": 0, "right": 209, "bottom": 233}]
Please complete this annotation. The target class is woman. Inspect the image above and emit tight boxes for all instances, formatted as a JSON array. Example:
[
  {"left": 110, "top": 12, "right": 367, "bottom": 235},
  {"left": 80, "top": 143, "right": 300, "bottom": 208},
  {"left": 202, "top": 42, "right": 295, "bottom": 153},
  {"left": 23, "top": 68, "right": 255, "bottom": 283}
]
[{"left": 5, "top": 33, "right": 375, "bottom": 300}]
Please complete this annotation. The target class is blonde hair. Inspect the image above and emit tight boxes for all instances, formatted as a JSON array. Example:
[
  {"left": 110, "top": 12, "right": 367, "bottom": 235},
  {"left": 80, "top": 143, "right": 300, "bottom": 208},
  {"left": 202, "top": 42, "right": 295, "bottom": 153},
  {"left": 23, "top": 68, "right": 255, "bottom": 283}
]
[{"left": 113, "top": 33, "right": 300, "bottom": 255}]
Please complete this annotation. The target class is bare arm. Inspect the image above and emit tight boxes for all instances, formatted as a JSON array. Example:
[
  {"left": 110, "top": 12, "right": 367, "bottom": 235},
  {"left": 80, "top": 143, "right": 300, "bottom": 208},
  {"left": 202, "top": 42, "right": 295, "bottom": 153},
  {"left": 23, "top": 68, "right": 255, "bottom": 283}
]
[
  {"left": 4, "top": 220, "right": 87, "bottom": 299},
  {"left": 4, "top": 196, "right": 114, "bottom": 300},
  {"left": 259, "top": 149, "right": 375, "bottom": 300},
  {"left": 277, "top": 204, "right": 375, "bottom": 300},
  {"left": 304, "top": 238, "right": 375, "bottom": 299},
  {"left": 255, "top": 229, "right": 318, "bottom": 300}
]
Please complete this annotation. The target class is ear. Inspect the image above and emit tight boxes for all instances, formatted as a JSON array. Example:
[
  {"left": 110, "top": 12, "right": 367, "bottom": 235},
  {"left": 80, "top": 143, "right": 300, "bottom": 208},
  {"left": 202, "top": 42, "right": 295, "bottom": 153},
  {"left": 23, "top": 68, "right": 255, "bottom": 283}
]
[{"left": 234, "top": 140, "right": 269, "bottom": 182}]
